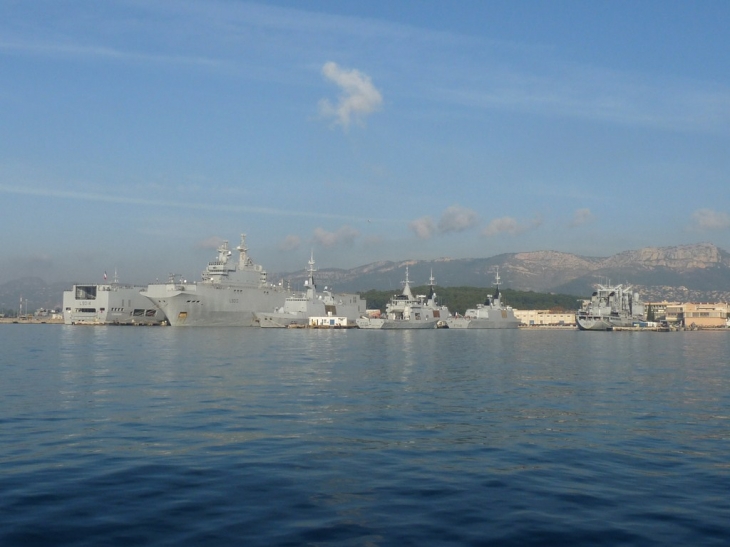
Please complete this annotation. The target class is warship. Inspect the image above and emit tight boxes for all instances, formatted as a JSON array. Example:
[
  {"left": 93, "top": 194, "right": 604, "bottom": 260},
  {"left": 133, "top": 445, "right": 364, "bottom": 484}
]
[
  {"left": 62, "top": 272, "right": 166, "bottom": 325},
  {"left": 446, "top": 269, "right": 520, "bottom": 329},
  {"left": 142, "top": 234, "right": 293, "bottom": 327},
  {"left": 356, "top": 268, "right": 450, "bottom": 329},
  {"left": 576, "top": 281, "right": 645, "bottom": 331},
  {"left": 256, "top": 252, "right": 366, "bottom": 328}
]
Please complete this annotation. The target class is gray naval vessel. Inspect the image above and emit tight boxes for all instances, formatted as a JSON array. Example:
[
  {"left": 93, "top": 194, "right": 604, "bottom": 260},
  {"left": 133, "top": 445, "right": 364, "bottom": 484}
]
[
  {"left": 256, "top": 252, "right": 366, "bottom": 328},
  {"left": 576, "top": 282, "right": 645, "bottom": 331},
  {"left": 142, "top": 234, "right": 293, "bottom": 327},
  {"left": 446, "top": 269, "right": 520, "bottom": 329},
  {"left": 356, "top": 268, "right": 450, "bottom": 329},
  {"left": 63, "top": 272, "right": 166, "bottom": 325}
]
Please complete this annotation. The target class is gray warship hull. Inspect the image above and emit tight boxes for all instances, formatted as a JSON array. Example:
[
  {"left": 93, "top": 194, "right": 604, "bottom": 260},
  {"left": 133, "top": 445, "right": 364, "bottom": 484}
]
[
  {"left": 143, "top": 283, "right": 290, "bottom": 327},
  {"left": 63, "top": 283, "right": 166, "bottom": 325},
  {"left": 356, "top": 317, "right": 438, "bottom": 329},
  {"left": 575, "top": 314, "right": 632, "bottom": 331},
  {"left": 447, "top": 315, "right": 519, "bottom": 329},
  {"left": 257, "top": 298, "right": 365, "bottom": 328}
]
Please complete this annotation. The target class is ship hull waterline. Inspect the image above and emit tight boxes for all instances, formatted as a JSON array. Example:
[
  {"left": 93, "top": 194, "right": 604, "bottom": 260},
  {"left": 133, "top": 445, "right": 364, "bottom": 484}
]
[
  {"left": 446, "top": 317, "right": 520, "bottom": 329},
  {"left": 142, "top": 284, "right": 291, "bottom": 327}
]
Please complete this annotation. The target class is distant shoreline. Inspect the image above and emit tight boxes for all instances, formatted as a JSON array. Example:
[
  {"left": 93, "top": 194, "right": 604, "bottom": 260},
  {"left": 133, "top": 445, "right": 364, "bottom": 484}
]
[
  {"left": 1, "top": 319, "right": 728, "bottom": 332},
  {"left": 0, "top": 318, "right": 64, "bottom": 324}
]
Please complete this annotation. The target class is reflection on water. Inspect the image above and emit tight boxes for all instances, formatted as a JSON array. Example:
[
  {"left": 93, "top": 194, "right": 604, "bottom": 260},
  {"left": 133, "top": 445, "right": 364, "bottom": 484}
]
[{"left": 2, "top": 326, "right": 729, "bottom": 546}]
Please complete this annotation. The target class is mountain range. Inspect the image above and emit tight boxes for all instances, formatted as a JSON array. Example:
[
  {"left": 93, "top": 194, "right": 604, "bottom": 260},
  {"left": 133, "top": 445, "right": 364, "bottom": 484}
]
[
  {"left": 281, "top": 243, "right": 730, "bottom": 303},
  {"left": 3, "top": 243, "right": 730, "bottom": 314}
]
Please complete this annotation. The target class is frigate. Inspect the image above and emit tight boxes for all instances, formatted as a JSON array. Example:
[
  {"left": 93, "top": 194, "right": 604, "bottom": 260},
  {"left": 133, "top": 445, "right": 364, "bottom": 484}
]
[
  {"left": 356, "top": 268, "right": 450, "bottom": 329},
  {"left": 576, "top": 282, "right": 645, "bottom": 331},
  {"left": 62, "top": 272, "right": 166, "bottom": 325},
  {"left": 446, "top": 269, "right": 520, "bottom": 329},
  {"left": 256, "top": 252, "right": 367, "bottom": 328},
  {"left": 142, "top": 234, "right": 293, "bottom": 327}
]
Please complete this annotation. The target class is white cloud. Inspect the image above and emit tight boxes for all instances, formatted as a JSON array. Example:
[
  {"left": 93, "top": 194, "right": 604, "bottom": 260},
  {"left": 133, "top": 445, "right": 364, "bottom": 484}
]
[
  {"left": 409, "top": 216, "right": 436, "bottom": 239},
  {"left": 438, "top": 205, "right": 479, "bottom": 233},
  {"left": 409, "top": 206, "right": 477, "bottom": 240},
  {"left": 691, "top": 208, "right": 730, "bottom": 230},
  {"left": 569, "top": 208, "right": 594, "bottom": 227},
  {"left": 319, "top": 61, "right": 383, "bottom": 128},
  {"left": 279, "top": 235, "right": 301, "bottom": 251},
  {"left": 483, "top": 215, "right": 543, "bottom": 237},
  {"left": 312, "top": 225, "right": 360, "bottom": 247}
]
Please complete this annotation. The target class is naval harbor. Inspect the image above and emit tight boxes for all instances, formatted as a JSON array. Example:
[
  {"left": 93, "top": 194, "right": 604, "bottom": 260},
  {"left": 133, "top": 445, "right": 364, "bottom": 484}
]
[{"left": 5, "top": 236, "right": 728, "bottom": 331}]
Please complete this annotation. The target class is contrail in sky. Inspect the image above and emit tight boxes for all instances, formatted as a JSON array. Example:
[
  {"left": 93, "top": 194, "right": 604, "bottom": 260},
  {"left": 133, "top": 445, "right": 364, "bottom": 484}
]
[{"left": 0, "top": 183, "right": 392, "bottom": 224}]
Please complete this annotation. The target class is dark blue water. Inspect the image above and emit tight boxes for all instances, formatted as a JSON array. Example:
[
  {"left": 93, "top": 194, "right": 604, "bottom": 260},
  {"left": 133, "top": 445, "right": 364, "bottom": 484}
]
[{"left": 1, "top": 325, "right": 728, "bottom": 546}]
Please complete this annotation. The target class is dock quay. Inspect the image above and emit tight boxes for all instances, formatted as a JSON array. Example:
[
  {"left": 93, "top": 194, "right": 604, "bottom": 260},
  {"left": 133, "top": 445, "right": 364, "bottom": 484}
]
[{"left": 0, "top": 317, "right": 64, "bottom": 325}]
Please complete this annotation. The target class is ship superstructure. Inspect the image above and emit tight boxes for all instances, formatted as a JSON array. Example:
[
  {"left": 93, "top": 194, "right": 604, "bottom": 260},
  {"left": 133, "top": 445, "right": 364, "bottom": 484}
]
[{"left": 256, "top": 252, "right": 366, "bottom": 328}]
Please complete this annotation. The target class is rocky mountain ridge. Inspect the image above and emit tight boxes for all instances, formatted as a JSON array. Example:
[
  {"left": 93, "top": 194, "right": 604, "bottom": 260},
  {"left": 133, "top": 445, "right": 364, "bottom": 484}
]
[
  {"left": 3, "top": 243, "right": 730, "bottom": 313},
  {"left": 280, "top": 243, "right": 730, "bottom": 303}
]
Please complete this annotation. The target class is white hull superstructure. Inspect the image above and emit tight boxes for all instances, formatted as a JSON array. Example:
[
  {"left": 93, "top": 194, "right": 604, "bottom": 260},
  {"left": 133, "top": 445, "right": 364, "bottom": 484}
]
[
  {"left": 576, "top": 282, "right": 645, "bottom": 331},
  {"left": 256, "top": 253, "right": 366, "bottom": 328},
  {"left": 446, "top": 269, "right": 519, "bottom": 329},
  {"left": 142, "top": 235, "right": 293, "bottom": 327},
  {"left": 356, "top": 268, "right": 450, "bottom": 329},
  {"left": 63, "top": 278, "right": 165, "bottom": 325}
]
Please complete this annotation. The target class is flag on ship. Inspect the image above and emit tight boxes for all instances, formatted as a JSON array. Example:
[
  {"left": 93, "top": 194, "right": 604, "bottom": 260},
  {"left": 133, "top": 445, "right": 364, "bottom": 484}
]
[{"left": 104, "top": 271, "right": 107, "bottom": 280}]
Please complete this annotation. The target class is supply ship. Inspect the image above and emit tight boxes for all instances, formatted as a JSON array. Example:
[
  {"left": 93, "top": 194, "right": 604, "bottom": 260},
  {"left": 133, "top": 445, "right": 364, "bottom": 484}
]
[{"left": 576, "top": 282, "right": 645, "bottom": 331}]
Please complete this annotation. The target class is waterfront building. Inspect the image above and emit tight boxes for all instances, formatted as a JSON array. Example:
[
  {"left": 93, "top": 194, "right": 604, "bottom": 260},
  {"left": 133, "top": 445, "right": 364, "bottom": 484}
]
[
  {"left": 664, "top": 302, "right": 729, "bottom": 328},
  {"left": 513, "top": 309, "right": 576, "bottom": 327},
  {"left": 644, "top": 301, "right": 681, "bottom": 322}
]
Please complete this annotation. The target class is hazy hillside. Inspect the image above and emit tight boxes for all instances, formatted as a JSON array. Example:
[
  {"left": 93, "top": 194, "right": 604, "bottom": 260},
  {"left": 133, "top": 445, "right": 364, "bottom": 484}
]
[
  {"left": 277, "top": 243, "right": 730, "bottom": 302},
  {"left": 0, "top": 277, "right": 68, "bottom": 314},
  {"left": 4, "top": 243, "right": 730, "bottom": 315}
]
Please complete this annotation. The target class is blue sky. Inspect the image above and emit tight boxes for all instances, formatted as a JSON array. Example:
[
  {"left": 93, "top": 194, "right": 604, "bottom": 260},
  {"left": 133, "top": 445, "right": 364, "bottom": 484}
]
[{"left": 1, "top": 0, "right": 729, "bottom": 284}]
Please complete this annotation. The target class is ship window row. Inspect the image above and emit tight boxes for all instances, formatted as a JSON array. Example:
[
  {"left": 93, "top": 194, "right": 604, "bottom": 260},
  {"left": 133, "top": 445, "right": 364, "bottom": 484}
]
[
  {"left": 75, "top": 286, "right": 97, "bottom": 300},
  {"left": 185, "top": 300, "right": 201, "bottom": 303},
  {"left": 75, "top": 308, "right": 97, "bottom": 313},
  {"left": 132, "top": 309, "right": 159, "bottom": 316}
]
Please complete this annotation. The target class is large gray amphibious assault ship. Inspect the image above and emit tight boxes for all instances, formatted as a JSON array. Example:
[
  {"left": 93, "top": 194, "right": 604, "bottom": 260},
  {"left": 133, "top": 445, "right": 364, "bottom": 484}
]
[{"left": 142, "top": 234, "right": 293, "bottom": 326}]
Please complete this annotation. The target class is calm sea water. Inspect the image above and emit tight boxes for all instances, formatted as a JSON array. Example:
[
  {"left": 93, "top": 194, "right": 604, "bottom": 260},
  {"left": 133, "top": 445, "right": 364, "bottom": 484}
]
[{"left": 1, "top": 325, "right": 728, "bottom": 546}]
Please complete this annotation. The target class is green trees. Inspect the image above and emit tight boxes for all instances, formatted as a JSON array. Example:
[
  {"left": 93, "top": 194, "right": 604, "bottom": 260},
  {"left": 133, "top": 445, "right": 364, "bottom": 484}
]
[{"left": 358, "top": 286, "right": 580, "bottom": 314}]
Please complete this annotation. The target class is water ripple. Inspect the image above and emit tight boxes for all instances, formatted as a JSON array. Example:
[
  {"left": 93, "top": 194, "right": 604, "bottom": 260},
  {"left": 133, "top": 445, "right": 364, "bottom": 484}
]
[{"left": 1, "top": 327, "right": 729, "bottom": 545}]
